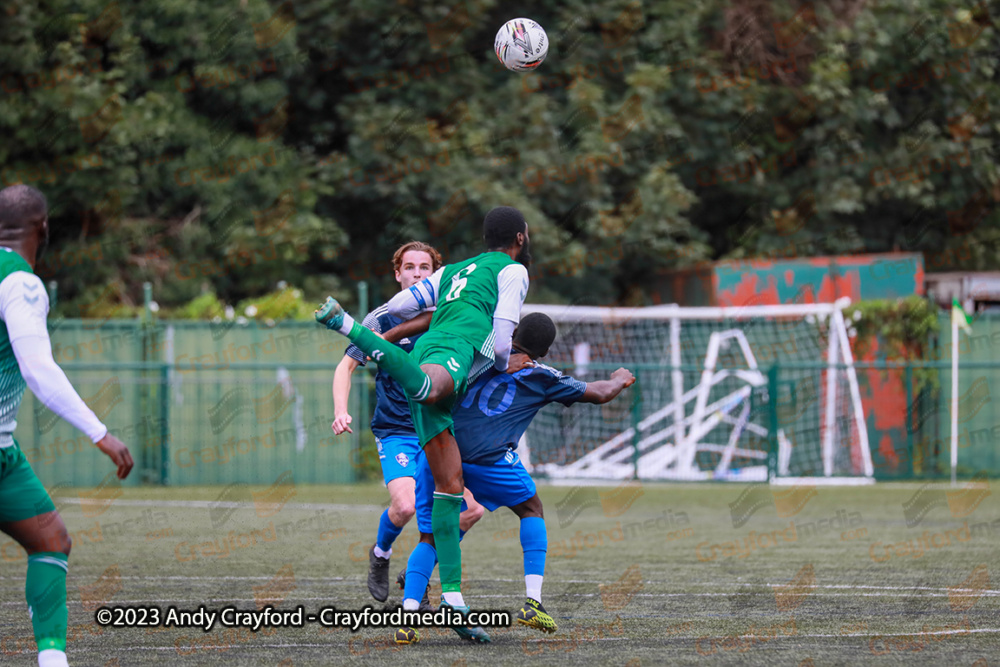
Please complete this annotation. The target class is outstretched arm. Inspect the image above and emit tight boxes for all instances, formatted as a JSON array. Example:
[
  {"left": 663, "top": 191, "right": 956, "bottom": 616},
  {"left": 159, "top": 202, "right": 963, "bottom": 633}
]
[
  {"left": 0, "top": 272, "right": 133, "bottom": 478},
  {"left": 386, "top": 268, "right": 444, "bottom": 320},
  {"left": 580, "top": 368, "right": 636, "bottom": 404}
]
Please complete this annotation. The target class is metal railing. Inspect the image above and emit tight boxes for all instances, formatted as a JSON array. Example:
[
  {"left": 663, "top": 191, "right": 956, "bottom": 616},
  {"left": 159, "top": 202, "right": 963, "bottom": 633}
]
[{"left": 14, "top": 319, "right": 1000, "bottom": 486}]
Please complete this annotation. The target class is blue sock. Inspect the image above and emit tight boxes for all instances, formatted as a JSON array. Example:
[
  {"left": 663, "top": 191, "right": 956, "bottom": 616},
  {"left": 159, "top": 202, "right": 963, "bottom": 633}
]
[
  {"left": 404, "top": 542, "right": 437, "bottom": 603},
  {"left": 459, "top": 498, "right": 470, "bottom": 541},
  {"left": 520, "top": 516, "right": 547, "bottom": 576},
  {"left": 376, "top": 509, "right": 405, "bottom": 552}
]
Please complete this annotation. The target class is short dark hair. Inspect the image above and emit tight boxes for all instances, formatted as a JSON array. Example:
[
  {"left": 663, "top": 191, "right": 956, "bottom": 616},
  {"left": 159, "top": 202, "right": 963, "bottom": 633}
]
[
  {"left": 514, "top": 313, "right": 557, "bottom": 359},
  {"left": 0, "top": 185, "right": 47, "bottom": 232},
  {"left": 483, "top": 206, "right": 526, "bottom": 250}
]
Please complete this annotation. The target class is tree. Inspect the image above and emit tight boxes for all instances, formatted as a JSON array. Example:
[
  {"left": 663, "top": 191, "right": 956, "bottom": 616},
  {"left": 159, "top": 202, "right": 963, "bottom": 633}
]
[{"left": 1, "top": 0, "right": 996, "bottom": 315}]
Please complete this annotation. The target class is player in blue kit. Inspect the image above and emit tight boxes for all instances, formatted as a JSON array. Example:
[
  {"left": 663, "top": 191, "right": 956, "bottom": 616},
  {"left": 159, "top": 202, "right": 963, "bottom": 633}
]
[
  {"left": 331, "top": 241, "right": 483, "bottom": 603},
  {"left": 394, "top": 312, "right": 635, "bottom": 643}
]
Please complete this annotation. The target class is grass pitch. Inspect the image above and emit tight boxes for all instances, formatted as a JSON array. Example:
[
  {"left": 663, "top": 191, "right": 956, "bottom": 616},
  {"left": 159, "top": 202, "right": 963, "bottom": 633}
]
[{"left": 0, "top": 481, "right": 997, "bottom": 665}]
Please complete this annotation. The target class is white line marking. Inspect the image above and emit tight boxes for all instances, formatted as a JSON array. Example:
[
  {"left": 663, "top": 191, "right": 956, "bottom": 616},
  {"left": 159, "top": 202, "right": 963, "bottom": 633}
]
[
  {"left": 27, "top": 627, "right": 1000, "bottom": 655},
  {"left": 1, "top": 576, "right": 996, "bottom": 596},
  {"left": 54, "top": 498, "right": 382, "bottom": 511}
]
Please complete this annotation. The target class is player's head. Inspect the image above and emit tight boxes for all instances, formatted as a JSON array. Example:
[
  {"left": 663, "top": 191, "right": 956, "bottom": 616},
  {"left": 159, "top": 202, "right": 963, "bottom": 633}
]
[
  {"left": 513, "top": 312, "right": 556, "bottom": 359},
  {"left": 0, "top": 185, "right": 49, "bottom": 261},
  {"left": 392, "top": 241, "right": 441, "bottom": 289},
  {"left": 483, "top": 206, "right": 531, "bottom": 267}
]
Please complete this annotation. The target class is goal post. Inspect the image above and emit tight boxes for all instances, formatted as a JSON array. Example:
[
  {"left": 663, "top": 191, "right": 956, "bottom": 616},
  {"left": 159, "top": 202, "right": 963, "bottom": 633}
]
[{"left": 518, "top": 298, "right": 873, "bottom": 483}]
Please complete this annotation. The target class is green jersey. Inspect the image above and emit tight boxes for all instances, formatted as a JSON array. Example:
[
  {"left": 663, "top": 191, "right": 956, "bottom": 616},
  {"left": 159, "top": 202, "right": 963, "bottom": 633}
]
[
  {"left": 432, "top": 251, "right": 524, "bottom": 344},
  {"left": 0, "top": 248, "right": 33, "bottom": 447}
]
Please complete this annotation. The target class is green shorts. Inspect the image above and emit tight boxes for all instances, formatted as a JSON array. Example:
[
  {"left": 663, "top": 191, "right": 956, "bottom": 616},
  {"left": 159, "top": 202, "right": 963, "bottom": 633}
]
[
  {"left": 409, "top": 330, "right": 476, "bottom": 446},
  {"left": 0, "top": 439, "right": 56, "bottom": 523}
]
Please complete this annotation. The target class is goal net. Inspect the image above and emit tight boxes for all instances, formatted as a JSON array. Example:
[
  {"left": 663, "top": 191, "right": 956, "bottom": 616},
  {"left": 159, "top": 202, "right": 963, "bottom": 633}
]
[{"left": 520, "top": 299, "right": 872, "bottom": 484}]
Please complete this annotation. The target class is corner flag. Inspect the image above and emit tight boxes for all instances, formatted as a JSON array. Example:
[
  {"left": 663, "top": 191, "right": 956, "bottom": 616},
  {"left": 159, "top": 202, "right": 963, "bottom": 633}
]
[
  {"left": 952, "top": 298, "right": 973, "bottom": 335},
  {"left": 950, "top": 298, "right": 972, "bottom": 487}
]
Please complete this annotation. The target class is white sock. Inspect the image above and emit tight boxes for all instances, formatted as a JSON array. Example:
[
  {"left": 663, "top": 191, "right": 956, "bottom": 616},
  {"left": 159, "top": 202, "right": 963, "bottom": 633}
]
[
  {"left": 373, "top": 545, "right": 391, "bottom": 559},
  {"left": 337, "top": 313, "right": 355, "bottom": 336},
  {"left": 403, "top": 598, "right": 420, "bottom": 611},
  {"left": 38, "top": 649, "right": 69, "bottom": 667},
  {"left": 442, "top": 591, "right": 466, "bottom": 608},
  {"left": 526, "top": 574, "right": 543, "bottom": 603}
]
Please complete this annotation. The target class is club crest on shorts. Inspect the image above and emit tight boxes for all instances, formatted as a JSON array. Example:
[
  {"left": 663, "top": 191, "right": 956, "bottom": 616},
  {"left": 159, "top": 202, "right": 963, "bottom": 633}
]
[{"left": 395, "top": 453, "right": 410, "bottom": 468}]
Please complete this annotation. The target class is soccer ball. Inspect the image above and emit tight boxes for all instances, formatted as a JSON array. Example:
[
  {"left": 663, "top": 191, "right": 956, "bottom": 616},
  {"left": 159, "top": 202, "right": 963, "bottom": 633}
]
[{"left": 494, "top": 18, "right": 548, "bottom": 72}]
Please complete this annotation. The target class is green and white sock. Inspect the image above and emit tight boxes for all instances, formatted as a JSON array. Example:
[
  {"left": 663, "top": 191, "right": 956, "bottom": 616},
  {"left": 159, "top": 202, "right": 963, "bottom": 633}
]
[
  {"left": 347, "top": 323, "right": 433, "bottom": 401},
  {"left": 432, "top": 492, "right": 464, "bottom": 597},
  {"left": 26, "top": 552, "right": 68, "bottom": 654},
  {"left": 334, "top": 313, "right": 355, "bottom": 336}
]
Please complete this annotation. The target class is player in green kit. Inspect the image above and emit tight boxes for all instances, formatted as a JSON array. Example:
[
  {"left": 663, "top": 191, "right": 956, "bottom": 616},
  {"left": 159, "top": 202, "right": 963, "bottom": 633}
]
[
  {"left": 0, "top": 185, "right": 134, "bottom": 667},
  {"left": 316, "top": 207, "right": 530, "bottom": 640}
]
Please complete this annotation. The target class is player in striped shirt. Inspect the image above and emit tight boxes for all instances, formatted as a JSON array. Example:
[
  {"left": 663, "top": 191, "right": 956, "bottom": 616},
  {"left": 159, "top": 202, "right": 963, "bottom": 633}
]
[
  {"left": 0, "top": 185, "right": 134, "bottom": 667},
  {"left": 330, "top": 242, "right": 483, "bottom": 604}
]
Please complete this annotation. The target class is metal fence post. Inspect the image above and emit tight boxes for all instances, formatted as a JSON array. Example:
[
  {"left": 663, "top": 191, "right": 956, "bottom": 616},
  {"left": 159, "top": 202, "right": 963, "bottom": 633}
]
[
  {"left": 356, "top": 281, "right": 370, "bottom": 484},
  {"left": 767, "top": 364, "right": 779, "bottom": 481},
  {"left": 160, "top": 362, "right": 170, "bottom": 485},
  {"left": 631, "top": 368, "right": 642, "bottom": 480},
  {"left": 140, "top": 283, "right": 161, "bottom": 483},
  {"left": 904, "top": 364, "right": 914, "bottom": 478}
]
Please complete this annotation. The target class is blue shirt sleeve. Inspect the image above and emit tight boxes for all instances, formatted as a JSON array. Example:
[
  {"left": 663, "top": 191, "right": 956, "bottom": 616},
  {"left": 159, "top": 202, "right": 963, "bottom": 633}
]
[{"left": 537, "top": 364, "right": 587, "bottom": 406}]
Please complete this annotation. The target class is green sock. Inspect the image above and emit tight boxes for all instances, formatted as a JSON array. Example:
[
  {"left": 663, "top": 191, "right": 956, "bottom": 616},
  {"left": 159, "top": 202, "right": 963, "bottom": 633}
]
[
  {"left": 347, "top": 323, "right": 433, "bottom": 401},
  {"left": 26, "top": 552, "right": 68, "bottom": 653},
  {"left": 432, "top": 492, "right": 464, "bottom": 593}
]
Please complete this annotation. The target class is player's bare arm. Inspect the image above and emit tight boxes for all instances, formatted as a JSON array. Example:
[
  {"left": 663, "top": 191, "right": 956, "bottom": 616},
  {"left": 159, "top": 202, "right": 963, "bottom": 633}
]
[
  {"left": 580, "top": 368, "right": 636, "bottom": 404},
  {"left": 332, "top": 355, "right": 360, "bottom": 434},
  {"left": 382, "top": 311, "right": 433, "bottom": 343}
]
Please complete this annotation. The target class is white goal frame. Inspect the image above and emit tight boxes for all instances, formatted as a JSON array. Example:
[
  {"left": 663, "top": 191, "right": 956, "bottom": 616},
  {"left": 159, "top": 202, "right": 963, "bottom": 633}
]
[{"left": 519, "top": 298, "right": 873, "bottom": 483}]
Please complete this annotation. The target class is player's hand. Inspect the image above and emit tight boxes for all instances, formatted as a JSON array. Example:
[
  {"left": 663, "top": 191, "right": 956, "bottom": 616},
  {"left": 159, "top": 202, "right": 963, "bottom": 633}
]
[
  {"left": 95, "top": 433, "right": 134, "bottom": 479},
  {"left": 332, "top": 412, "right": 353, "bottom": 435},
  {"left": 612, "top": 368, "right": 636, "bottom": 388},
  {"left": 506, "top": 352, "right": 535, "bottom": 374}
]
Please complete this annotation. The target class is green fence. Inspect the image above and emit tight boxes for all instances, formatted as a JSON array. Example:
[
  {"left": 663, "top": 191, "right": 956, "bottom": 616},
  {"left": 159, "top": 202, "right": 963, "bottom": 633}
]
[
  {"left": 12, "top": 316, "right": 1000, "bottom": 486},
  {"left": 16, "top": 320, "right": 370, "bottom": 487},
  {"left": 774, "top": 360, "right": 1000, "bottom": 480}
]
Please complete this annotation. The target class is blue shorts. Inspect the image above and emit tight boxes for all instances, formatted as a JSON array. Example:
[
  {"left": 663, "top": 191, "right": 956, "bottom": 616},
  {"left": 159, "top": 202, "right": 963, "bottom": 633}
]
[
  {"left": 376, "top": 435, "right": 423, "bottom": 485},
  {"left": 415, "top": 449, "right": 537, "bottom": 533}
]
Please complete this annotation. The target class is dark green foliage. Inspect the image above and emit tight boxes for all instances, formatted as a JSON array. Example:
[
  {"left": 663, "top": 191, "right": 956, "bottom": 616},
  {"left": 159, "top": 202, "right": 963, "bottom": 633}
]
[
  {"left": 2, "top": 0, "right": 997, "bottom": 315},
  {"left": 847, "top": 296, "right": 941, "bottom": 360}
]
